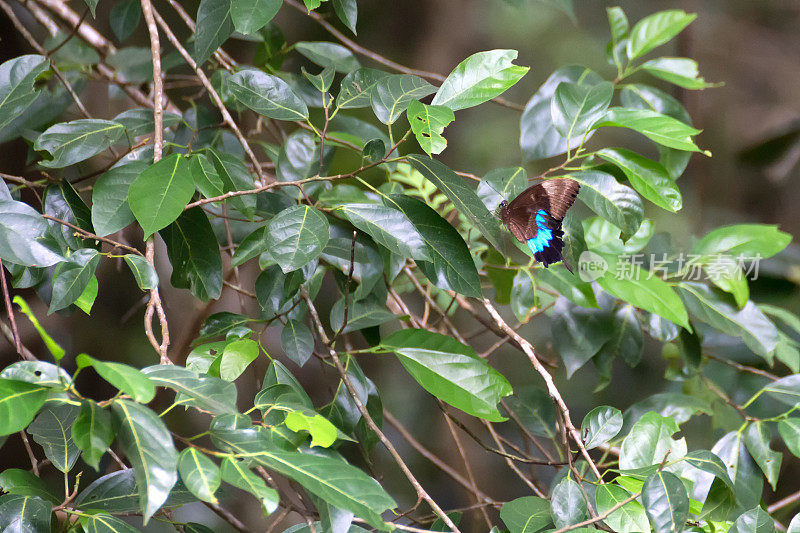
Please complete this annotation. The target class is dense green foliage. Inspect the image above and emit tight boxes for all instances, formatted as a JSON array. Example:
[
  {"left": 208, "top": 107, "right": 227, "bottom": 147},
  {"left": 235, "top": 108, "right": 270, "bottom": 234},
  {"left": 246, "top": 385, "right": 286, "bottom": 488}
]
[{"left": 0, "top": 1, "right": 798, "bottom": 532}]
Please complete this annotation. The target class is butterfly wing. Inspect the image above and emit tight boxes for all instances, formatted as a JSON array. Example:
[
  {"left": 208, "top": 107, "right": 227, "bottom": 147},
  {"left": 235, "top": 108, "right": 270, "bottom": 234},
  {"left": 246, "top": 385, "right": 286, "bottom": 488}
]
[{"left": 501, "top": 178, "right": 580, "bottom": 267}]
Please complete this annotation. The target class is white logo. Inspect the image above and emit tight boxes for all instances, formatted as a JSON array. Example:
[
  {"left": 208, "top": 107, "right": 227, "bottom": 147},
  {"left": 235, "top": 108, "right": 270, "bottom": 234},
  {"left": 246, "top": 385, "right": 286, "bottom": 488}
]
[{"left": 578, "top": 251, "right": 608, "bottom": 282}]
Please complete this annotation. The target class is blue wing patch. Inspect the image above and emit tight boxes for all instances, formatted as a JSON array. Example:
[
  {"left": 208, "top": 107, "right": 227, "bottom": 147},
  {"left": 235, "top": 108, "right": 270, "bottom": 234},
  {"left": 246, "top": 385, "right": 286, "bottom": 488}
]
[{"left": 526, "top": 210, "right": 553, "bottom": 254}]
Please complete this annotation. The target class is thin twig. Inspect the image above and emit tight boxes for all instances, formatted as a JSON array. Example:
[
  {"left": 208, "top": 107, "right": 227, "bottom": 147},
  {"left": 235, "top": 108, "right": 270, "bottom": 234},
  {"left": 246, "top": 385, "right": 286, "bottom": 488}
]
[
  {"left": 302, "top": 290, "right": 462, "bottom": 533},
  {"left": 551, "top": 492, "right": 641, "bottom": 533},
  {"left": 141, "top": 0, "right": 170, "bottom": 364},
  {"left": 41, "top": 215, "right": 141, "bottom": 255},
  {"left": 769, "top": 489, "right": 800, "bottom": 514},
  {"left": 20, "top": 431, "right": 39, "bottom": 475},
  {"left": 151, "top": 7, "right": 266, "bottom": 182},
  {"left": 0, "top": 259, "right": 22, "bottom": 356},
  {"left": 332, "top": 230, "right": 357, "bottom": 344},
  {"left": 384, "top": 410, "right": 495, "bottom": 504},
  {"left": 482, "top": 299, "right": 604, "bottom": 482},
  {"left": 483, "top": 419, "right": 547, "bottom": 498}
]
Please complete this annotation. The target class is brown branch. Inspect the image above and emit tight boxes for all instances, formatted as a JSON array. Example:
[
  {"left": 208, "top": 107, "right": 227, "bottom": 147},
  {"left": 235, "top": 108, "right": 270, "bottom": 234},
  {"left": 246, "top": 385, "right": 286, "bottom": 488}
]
[
  {"left": 41, "top": 214, "right": 142, "bottom": 255},
  {"left": 19, "top": 431, "right": 39, "bottom": 475},
  {"left": 151, "top": 7, "right": 266, "bottom": 182},
  {"left": 403, "top": 266, "right": 467, "bottom": 345},
  {"left": 704, "top": 352, "right": 779, "bottom": 381},
  {"left": 141, "top": 0, "right": 170, "bottom": 364},
  {"left": 302, "top": 290, "right": 462, "bottom": 533},
  {"left": 483, "top": 419, "right": 547, "bottom": 498},
  {"left": 769, "top": 489, "right": 800, "bottom": 514},
  {"left": 0, "top": 259, "right": 23, "bottom": 356},
  {"left": 482, "top": 299, "right": 604, "bottom": 482},
  {"left": 332, "top": 230, "right": 357, "bottom": 344},
  {"left": 203, "top": 501, "right": 250, "bottom": 533},
  {"left": 383, "top": 410, "right": 495, "bottom": 505}
]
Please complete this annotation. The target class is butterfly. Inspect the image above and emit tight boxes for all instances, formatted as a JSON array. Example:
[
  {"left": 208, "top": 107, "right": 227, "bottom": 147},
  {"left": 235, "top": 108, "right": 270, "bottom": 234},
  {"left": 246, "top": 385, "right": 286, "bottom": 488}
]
[{"left": 498, "top": 178, "right": 580, "bottom": 269}]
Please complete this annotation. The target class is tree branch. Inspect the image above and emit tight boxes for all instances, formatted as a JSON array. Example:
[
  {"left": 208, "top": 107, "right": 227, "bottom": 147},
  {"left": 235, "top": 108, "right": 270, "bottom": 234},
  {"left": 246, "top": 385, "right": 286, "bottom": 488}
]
[{"left": 482, "top": 299, "right": 604, "bottom": 482}]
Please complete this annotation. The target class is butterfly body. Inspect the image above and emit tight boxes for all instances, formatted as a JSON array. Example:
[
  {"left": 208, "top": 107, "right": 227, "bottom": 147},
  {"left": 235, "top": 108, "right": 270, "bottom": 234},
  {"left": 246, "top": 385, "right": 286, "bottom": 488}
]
[{"left": 499, "top": 178, "right": 580, "bottom": 268}]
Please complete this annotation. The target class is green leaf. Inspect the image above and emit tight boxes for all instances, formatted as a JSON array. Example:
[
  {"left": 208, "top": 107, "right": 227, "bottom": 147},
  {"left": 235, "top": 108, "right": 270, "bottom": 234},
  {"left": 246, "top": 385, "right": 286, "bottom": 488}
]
[
  {"left": 0, "top": 55, "right": 49, "bottom": 130},
  {"left": 123, "top": 254, "right": 158, "bottom": 290},
  {"left": 627, "top": 10, "right": 696, "bottom": 60},
  {"left": 500, "top": 496, "right": 552, "bottom": 533},
  {"left": 598, "top": 256, "right": 690, "bottom": 330},
  {"left": 12, "top": 297, "right": 65, "bottom": 359},
  {"left": 477, "top": 167, "right": 528, "bottom": 213},
  {"left": 791, "top": 515, "right": 800, "bottom": 533},
  {"left": 302, "top": 66, "right": 335, "bottom": 93},
  {"left": 607, "top": 7, "right": 629, "bottom": 42},
  {"left": 407, "top": 100, "right": 454, "bottom": 156},
  {"left": 694, "top": 224, "right": 792, "bottom": 259},
  {"left": 74, "top": 275, "right": 98, "bottom": 314},
  {"left": 211, "top": 427, "right": 396, "bottom": 529},
  {"left": 160, "top": 207, "right": 223, "bottom": 301},
  {"left": 220, "top": 338, "right": 259, "bottom": 381},
  {"left": 128, "top": 154, "right": 194, "bottom": 239},
  {"left": 0, "top": 379, "right": 49, "bottom": 436},
  {"left": 194, "top": 0, "right": 234, "bottom": 64},
  {"left": 114, "top": 108, "right": 181, "bottom": 138},
  {"left": 406, "top": 154, "right": 506, "bottom": 253},
  {"left": 370, "top": 74, "right": 436, "bottom": 124},
  {"left": 229, "top": 69, "right": 309, "bottom": 121},
  {"left": 779, "top": 418, "right": 800, "bottom": 458},
  {"left": 596, "top": 148, "right": 681, "bottom": 212},
  {"left": 285, "top": 411, "right": 337, "bottom": 448},
  {"left": 0, "top": 200, "right": 65, "bottom": 267},
  {"left": 678, "top": 283, "right": 778, "bottom": 358},
  {"left": 551, "top": 81, "right": 613, "bottom": 140},
  {"left": 281, "top": 319, "right": 314, "bottom": 367},
  {"left": 0, "top": 495, "right": 51, "bottom": 533},
  {"left": 431, "top": 49, "right": 528, "bottom": 111},
  {"left": 178, "top": 448, "right": 221, "bottom": 503},
  {"left": 109, "top": 0, "right": 141, "bottom": 42},
  {"left": 604, "top": 304, "right": 644, "bottom": 366},
  {"left": 593, "top": 108, "right": 704, "bottom": 152},
  {"left": 321, "top": 236, "right": 382, "bottom": 299},
  {"left": 231, "top": 0, "right": 281, "bottom": 35},
  {"left": 332, "top": 0, "right": 357, "bottom": 35},
  {"left": 550, "top": 477, "right": 587, "bottom": 528},
  {"left": 520, "top": 66, "right": 603, "bottom": 161},
  {"left": 50, "top": 249, "right": 100, "bottom": 313},
  {"left": 744, "top": 422, "right": 782, "bottom": 491},
  {"left": 220, "top": 457, "right": 279, "bottom": 514},
  {"left": 81, "top": 512, "right": 141, "bottom": 533},
  {"left": 141, "top": 365, "right": 238, "bottom": 415},
  {"left": 619, "top": 412, "right": 686, "bottom": 471},
  {"left": 642, "top": 471, "right": 689, "bottom": 533},
  {"left": 0, "top": 469, "right": 59, "bottom": 504},
  {"left": 379, "top": 329, "right": 513, "bottom": 421},
  {"left": 91, "top": 160, "right": 148, "bottom": 237},
  {"left": 43, "top": 180, "right": 96, "bottom": 251},
  {"left": 74, "top": 469, "right": 195, "bottom": 513},
  {"left": 683, "top": 450, "right": 735, "bottom": 490},
  {"left": 27, "top": 403, "right": 81, "bottom": 472},
  {"left": 712, "top": 431, "right": 762, "bottom": 509},
  {"left": 623, "top": 393, "right": 711, "bottom": 430},
  {"left": 581, "top": 405, "right": 623, "bottom": 450},
  {"left": 35, "top": 119, "right": 124, "bottom": 168},
  {"left": 77, "top": 354, "right": 155, "bottom": 403},
  {"left": 551, "top": 302, "right": 612, "bottom": 377},
  {"left": 330, "top": 294, "right": 396, "bottom": 333},
  {"left": 295, "top": 42, "right": 359, "bottom": 73},
  {"left": 569, "top": 170, "right": 643, "bottom": 236},
  {"left": 338, "top": 68, "right": 388, "bottom": 109},
  {"left": 729, "top": 507, "right": 777, "bottom": 533},
  {"left": 536, "top": 266, "right": 598, "bottom": 309},
  {"left": 266, "top": 205, "right": 329, "bottom": 273},
  {"left": 642, "top": 57, "right": 716, "bottom": 90},
  {"left": 387, "top": 194, "right": 481, "bottom": 297},
  {"left": 596, "top": 484, "right": 649, "bottom": 533},
  {"left": 111, "top": 400, "right": 178, "bottom": 523},
  {"left": 0, "top": 361, "right": 69, "bottom": 387},
  {"left": 72, "top": 399, "right": 115, "bottom": 471},
  {"left": 339, "top": 203, "right": 430, "bottom": 261}
]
